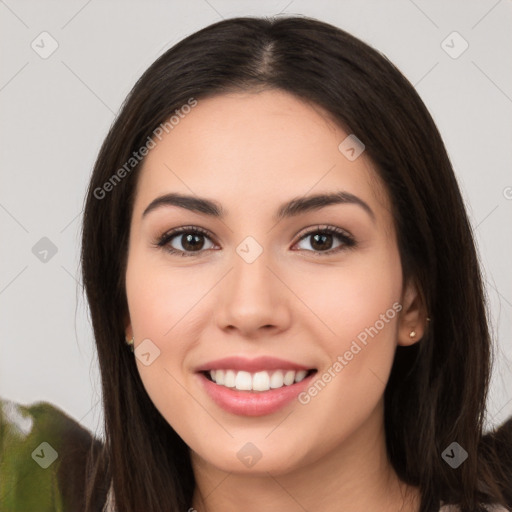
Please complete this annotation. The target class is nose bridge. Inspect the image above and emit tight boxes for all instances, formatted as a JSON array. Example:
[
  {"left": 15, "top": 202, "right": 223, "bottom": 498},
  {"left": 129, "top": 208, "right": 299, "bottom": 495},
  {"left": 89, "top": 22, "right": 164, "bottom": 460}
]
[
  {"left": 214, "top": 234, "right": 290, "bottom": 334},
  {"left": 233, "top": 239, "right": 273, "bottom": 293}
]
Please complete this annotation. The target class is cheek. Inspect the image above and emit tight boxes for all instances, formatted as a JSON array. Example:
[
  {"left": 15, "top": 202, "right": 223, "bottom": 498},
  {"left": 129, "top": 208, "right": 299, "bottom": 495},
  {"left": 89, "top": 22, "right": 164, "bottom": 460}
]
[
  {"left": 124, "top": 251, "right": 199, "bottom": 404},
  {"left": 291, "top": 249, "right": 402, "bottom": 349},
  {"left": 294, "top": 249, "right": 402, "bottom": 432},
  {"left": 125, "top": 250, "right": 207, "bottom": 344},
  {"left": 125, "top": 249, "right": 235, "bottom": 433}
]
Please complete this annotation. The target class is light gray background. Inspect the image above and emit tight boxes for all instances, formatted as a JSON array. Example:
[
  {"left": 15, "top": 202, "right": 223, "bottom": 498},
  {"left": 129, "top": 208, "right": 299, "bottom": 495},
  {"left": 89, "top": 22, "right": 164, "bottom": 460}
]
[{"left": 1, "top": 0, "right": 511, "bottom": 440}]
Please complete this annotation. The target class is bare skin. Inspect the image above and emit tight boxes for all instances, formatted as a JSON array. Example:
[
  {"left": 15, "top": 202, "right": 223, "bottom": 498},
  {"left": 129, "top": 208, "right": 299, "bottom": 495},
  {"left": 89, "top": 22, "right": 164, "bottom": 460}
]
[{"left": 124, "top": 89, "right": 427, "bottom": 511}]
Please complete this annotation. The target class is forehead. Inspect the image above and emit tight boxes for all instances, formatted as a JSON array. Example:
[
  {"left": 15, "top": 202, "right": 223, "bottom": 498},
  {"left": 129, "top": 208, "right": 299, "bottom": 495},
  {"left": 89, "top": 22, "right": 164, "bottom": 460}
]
[{"left": 132, "top": 89, "right": 390, "bottom": 221}]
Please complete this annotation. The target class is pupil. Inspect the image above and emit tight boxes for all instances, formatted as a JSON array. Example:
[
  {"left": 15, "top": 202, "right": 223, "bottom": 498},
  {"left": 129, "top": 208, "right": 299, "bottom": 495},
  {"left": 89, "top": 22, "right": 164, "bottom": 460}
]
[
  {"left": 183, "top": 233, "right": 204, "bottom": 251},
  {"left": 312, "top": 233, "right": 332, "bottom": 251}
]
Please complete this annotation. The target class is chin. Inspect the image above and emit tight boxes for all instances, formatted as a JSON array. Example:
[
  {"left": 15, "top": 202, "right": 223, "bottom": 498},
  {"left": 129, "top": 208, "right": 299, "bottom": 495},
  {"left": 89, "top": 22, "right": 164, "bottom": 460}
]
[{"left": 192, "top": 439, "right": 309, "bottom": 476}]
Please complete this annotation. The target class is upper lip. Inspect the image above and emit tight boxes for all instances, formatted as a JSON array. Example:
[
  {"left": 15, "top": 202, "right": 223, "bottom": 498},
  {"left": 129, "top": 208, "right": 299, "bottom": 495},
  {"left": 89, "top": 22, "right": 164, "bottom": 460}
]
[{"left": 195, "top": 356, "right": 314, "bottom": 373}]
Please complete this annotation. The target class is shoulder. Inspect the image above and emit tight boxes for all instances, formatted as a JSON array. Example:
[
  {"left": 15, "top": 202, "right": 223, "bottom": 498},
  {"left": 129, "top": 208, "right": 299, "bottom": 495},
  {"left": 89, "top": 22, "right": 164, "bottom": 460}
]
[{"left": 0, "top": 396, "right": 104, "bottom": 511}]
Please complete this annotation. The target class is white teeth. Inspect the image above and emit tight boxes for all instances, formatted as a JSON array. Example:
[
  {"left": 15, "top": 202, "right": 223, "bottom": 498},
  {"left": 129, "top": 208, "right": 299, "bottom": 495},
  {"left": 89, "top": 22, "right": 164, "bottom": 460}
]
[
  {"left": 224, "top": 370, "right": 236, "bottom": 388},
  {"left": 252, "top": 371, "right": 270, "bottom": 391},
  {"left": 207, "top": 369, "right": 312, "bottom": 391},
  {"left": 269, "top": 370, "right": 284, "bottom": 389},
  {"left": 295, "top": 370, "right": 308, "bottom": 383},
  {"left": 283, "top": 370, "right": 295, "bottom": 386},
  {"left": 235, "top": 371, "right": 252, "bottom": 390},
  {"left": 214, "top": 369, "right": 224, "bottom": 385}
]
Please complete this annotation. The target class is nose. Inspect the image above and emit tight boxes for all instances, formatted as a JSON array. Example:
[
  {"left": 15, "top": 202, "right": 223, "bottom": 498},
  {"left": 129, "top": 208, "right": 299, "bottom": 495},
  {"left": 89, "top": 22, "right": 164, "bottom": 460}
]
[{"left": 214, "top": 246, "right": 292, "bottom": 338}]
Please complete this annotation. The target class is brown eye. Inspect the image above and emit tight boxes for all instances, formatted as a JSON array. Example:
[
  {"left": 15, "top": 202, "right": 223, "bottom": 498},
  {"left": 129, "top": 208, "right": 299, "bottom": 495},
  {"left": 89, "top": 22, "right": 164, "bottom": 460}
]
[
  {"left": 308, "top": 232, "right": 335, "bottom": 251},
  {"left": 155, "top": 224, "right": 356, "bottom": 258},
  {"left": 156, "top": 226, "right": 216, "bottom": 257},
  {"left": 294, "top": 226, "right": 356, "bottom": 255},
  {"left": 175, "top": 232, "right": 208, "bottom": 251}
]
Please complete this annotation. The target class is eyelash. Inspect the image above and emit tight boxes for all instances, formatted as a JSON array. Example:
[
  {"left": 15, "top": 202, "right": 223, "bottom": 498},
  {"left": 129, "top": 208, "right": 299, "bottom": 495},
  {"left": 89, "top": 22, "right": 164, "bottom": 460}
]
[{"left": 153, "top": 224, "right": 356, "bottom": 258}]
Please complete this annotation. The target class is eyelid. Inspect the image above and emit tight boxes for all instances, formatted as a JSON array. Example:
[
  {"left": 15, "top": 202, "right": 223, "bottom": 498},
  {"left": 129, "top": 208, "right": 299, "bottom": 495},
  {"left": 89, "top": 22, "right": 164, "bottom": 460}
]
[
  {"left": 158, "top": 225, "right": 215, "bottom": 241},
  {"left": 294, "top": 224, "right": 353, "bottom": 242}
]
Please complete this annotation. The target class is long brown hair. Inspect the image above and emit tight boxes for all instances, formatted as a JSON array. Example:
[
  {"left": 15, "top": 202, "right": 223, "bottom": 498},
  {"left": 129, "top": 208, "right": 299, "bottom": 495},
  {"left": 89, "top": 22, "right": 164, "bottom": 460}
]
[{"left": 80, "top": 15, "right": 512, "bottom": 512}]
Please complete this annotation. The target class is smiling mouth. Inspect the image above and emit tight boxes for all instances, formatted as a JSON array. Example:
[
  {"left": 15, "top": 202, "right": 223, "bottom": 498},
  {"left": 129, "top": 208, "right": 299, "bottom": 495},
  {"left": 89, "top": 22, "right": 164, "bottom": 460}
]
[{"left": 201, "top": 368, "right": 317, "bottom": 392}]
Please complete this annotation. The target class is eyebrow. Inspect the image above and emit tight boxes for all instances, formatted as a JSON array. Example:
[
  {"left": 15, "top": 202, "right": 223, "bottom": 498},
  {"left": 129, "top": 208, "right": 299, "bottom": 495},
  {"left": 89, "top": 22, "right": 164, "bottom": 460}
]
[{"left": 142, "top": 191, "right": 375, "bottom": 223}]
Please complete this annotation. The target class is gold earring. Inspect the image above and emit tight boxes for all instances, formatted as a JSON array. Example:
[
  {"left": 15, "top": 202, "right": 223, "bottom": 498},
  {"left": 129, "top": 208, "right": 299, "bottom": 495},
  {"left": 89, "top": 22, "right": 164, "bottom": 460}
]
[
  {"left": 409, "top": 330, "right": 416, "bottom": 339},
  {"left": 126, "top": 336, "right": 134, "bottom": 352}
]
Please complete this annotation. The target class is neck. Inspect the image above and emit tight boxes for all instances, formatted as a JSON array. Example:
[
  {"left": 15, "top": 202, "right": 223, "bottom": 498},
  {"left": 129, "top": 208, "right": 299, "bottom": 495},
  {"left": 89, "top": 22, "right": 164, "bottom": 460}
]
[{"left": 190, "top": 400, "right": 421, "bottom": 512}]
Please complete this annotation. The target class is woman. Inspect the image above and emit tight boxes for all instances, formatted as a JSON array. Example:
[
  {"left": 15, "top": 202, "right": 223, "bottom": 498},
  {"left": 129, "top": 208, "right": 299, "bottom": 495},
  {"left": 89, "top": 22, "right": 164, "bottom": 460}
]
[
  {"left": 2, "top": 14, "right": 510, "bottom": 512},
  {"left": 81, "top": 14, "right": 511, "bottom": 512}
]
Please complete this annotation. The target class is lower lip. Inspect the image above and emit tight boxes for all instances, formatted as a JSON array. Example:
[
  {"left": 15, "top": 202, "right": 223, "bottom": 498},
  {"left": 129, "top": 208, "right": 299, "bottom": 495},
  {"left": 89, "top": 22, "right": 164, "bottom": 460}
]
[{"left": 197, "top": 372, "right": 315, "bottom": 416}]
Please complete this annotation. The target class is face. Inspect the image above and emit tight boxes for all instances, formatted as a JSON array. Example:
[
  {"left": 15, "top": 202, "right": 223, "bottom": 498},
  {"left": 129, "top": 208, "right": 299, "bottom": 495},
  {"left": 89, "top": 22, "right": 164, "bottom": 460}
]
[{"left": 124, "top": 89, "right": 422, "bottom": 476}]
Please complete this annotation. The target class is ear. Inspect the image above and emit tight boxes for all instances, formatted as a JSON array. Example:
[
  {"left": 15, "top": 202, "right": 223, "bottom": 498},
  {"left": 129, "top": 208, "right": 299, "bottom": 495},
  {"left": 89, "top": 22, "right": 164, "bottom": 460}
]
[{"left": 397, "top": 277, "right": 428, "bottom": 346}]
